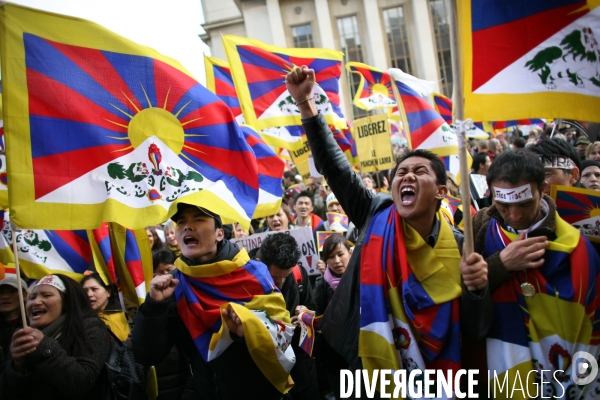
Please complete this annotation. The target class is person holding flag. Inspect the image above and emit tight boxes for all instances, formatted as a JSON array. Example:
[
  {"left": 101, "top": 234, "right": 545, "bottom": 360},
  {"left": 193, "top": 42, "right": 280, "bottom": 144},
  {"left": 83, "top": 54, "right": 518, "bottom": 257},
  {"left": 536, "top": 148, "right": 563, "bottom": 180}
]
[
  {"left": 132, "top": 203, "right": 296, "bottom": 399},
  {"left": 285, "top": 66, "right": 491, "bottom": 398}
]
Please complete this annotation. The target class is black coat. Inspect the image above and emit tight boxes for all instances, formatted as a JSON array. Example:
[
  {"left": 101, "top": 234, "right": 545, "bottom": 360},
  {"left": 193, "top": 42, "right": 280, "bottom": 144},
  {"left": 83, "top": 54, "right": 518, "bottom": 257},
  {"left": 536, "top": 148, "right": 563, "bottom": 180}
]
[
  {"left": 301, "top": 113, "right": 493, "bottom": 368},
  {"left": 0, "top": 316, "right": 111, "bottom": 400},
  {"left": 132, "top": 240, "right": 283, "bottom": 400}
]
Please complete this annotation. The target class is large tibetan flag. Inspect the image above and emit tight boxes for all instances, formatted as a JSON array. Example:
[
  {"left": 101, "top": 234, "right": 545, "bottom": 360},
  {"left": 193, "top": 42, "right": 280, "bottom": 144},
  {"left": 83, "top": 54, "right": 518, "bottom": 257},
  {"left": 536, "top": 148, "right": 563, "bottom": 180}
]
[
  {"left": 0, "top": 4, "right": 259, "bottom": 231},
  {"left": 109, "top": 223, "right": 152, "bottom": 306},
  {"left": 239, "top": 125, "right": 284, "bottom": 219},
  {"left": 491, "top": 119, "right": 544, "bottom": 130},
  {"left": 223, "top": 35, "right": 346, "bottom": 130},
  {"left": 346, "top": 62, "right": 396, "bottom": 110},
  {"left": 89, "top": 222, "right": 117, "bottom": 286},
  {"left": 261, "top": 124, "right": 305, "bottom": 151},
  {"left": 204, "top": 55, "right": 243, "bottom": 123},
  {"left": 458, "top": 0, "right": 600, "bottom": 122},
  {"left": 389, "top": 69, "right": 458, "bottom": 156}
]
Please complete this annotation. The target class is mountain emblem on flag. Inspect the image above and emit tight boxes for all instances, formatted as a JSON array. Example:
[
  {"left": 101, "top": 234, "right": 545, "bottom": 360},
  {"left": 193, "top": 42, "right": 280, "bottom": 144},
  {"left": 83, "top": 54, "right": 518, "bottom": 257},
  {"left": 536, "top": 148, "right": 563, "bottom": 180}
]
[
  {"left": 16, "top": 230, "right": 52, "bottom": 263},
  {"left": 277, "top": 93, "right": 330, "bottom": 114},
  {"left": 526, "top": 27, "right": 600, "bottom": 89},
  {"left": 105, "top": 142, "right": 204, "bottom": 203}
]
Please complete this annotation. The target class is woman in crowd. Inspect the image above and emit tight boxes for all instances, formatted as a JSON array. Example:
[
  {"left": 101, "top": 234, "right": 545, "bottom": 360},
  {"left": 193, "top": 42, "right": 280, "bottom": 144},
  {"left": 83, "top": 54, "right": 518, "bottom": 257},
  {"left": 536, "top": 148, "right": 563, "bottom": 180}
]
[
  {"left": 146, "top": 226, "right": 164, "bottom": 252},
  {"left": 163, "top": 220, "right": 180, "bottom": 257},
  {"left": 586, "top": 141, "right": 600, "bottom": 161},
  {"left": 265, "top": 203, "right": 295, "bottom": 232},
  {"left": 153, "top": 248, "right": 177, "bottom": 277},
  {"left": 232, "top": 222, "right": 253, "bottom": 238},
  {"left": 1, "top": 274, "right": 111, "bottom": 400},
  {"left": 0, "top": 275, "right": 27, "bottom": 365},
  {"left": 581, "top": 160, "right": 600, "bottom": 191},
  {"left": 81, "top": 273, "right": 130, "bottom": 341},
  {"left": 314, "top": 235, "right": 352, "bottom": 315}
]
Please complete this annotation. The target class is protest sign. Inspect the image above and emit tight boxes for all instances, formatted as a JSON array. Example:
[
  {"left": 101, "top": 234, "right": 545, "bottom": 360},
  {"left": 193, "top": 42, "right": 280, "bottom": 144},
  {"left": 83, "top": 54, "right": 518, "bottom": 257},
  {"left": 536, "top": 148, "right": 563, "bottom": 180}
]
[
  {"left": 231, "top": 226, "right": 319, "bottom": 275},
  {"left": 353, "top": 114, "right": 394, "bottom": 172}
]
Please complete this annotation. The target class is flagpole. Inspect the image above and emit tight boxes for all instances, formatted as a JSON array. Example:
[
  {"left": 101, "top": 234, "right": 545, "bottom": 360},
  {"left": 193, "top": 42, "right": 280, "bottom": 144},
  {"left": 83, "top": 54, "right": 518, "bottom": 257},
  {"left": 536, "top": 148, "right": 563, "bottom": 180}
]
[
  {"left": 448, "top": 0, "right": 476, "bottom": 291},
  {"left": 10, "top": 222, "right": 27, "bottom": 327}
]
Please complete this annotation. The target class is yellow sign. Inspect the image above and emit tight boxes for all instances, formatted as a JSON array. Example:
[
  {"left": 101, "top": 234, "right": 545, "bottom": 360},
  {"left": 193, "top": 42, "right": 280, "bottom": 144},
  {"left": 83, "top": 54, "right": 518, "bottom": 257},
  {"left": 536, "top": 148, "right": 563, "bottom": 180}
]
[
  {"left": 353, "top": 114, "right": 394, "bottom": 172},
  {"left": 290, "top": 136, "right": 311, "bottom": 182}
]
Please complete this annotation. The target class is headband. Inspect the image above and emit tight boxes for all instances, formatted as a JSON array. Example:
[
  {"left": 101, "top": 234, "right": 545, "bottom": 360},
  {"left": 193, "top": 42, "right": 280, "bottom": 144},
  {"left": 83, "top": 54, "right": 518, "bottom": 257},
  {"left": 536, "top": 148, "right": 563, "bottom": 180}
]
[
  {"left": 541, "top": 156, "right": 577, "bottom": 169},
  {"left": 493, "top": 183, "right": 533, "bottom": 203},
  {"left": 36, "top": 275, "right": 66, "bottom": 293}
]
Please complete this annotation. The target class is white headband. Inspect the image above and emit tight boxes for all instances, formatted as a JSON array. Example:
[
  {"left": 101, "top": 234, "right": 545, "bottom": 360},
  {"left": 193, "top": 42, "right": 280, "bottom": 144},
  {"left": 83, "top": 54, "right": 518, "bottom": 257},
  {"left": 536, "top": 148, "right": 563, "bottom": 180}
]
[
  {"left": 36, "top": 275, "right": 66, "bottom": 293},
  {"left": 541, "top": 156, "right": 577, "bottom": 169},
  {"left": 493, "top": 183, "right": 534, "bottom": 203}
]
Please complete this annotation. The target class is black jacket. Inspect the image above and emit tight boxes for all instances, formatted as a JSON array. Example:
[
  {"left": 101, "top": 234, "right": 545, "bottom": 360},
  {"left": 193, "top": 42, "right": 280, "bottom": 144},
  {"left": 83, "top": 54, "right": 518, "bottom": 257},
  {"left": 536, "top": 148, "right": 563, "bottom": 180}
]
[
  {"left": 280, "top": 264, "right": 317, "bottom": 316},
  {"left": 132, "top": 240, "right": 283, "bottom": 400},
  {"left": 302, "top": 113, "right": 492, "bottom": 368},
  {"left": 313, "top": 275, "right": 335, "bottom": 316},
  {"left": 0, "top": 316, "right": 110, "bottom": 400}
]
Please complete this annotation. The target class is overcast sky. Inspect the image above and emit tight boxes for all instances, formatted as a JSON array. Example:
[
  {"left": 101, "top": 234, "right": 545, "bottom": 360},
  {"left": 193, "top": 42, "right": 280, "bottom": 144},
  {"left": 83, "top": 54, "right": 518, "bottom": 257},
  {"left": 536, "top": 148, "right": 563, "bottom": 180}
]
[{"left": 9, "top": 0, "right": 210, "bottom": 84}]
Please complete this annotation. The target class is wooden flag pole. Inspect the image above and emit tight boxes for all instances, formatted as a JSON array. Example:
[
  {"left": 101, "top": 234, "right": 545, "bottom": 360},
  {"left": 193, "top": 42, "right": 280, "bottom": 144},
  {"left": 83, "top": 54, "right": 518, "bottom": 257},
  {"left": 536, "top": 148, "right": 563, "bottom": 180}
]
[
  {"left": 10, "top": 222, "right": 28, "bottom": 327},
  {"left": 448, "top": 0, "right": 476, "bottom": 290}
]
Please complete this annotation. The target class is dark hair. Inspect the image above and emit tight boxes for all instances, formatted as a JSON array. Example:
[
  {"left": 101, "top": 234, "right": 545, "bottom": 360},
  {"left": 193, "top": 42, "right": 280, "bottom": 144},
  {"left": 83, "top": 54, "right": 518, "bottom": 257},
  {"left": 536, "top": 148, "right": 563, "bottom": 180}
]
[
  {"left": 528, "top": 138, "right": 582, "bottom": 172},
  {"left": 81, "top": 272, "right": 121, "bottom": 311},
  {"left": 152, "top": 248, "right": 177, "bottom": 271},
  {"left": 267, "top": 203, "right": 293, "bottom": 230},
  {"left": 283, "top": 171, "right": 296, "bottom": 180},
  {"left": 486, "top": 150, "right": 545, "bottom": 189},
  {"left": 145, "top": 226, "right": 164, "bottom": 252},
  {"left": 49, "top": 274, "right": 97, "bottom": 356},
  {"left": 247, "top": 247, "right": 260, "bottom": 260},
  {"left": 472, "top": 152, "right": 489, "bottom": 173},
  {"left": 321, "top": 235, "right": 351, "bottom": 262},
  {"left": 390, "top": 149, "right": 447, "bottom": 186},
  {"left": 513, "top": 137, "right": 526, "bottom": 149},
  {"left": 258, "top": 233, "right": 301, "bottom": 270},
  {"left": 296, "top": 191, "right": 313, "bottom": 206}
]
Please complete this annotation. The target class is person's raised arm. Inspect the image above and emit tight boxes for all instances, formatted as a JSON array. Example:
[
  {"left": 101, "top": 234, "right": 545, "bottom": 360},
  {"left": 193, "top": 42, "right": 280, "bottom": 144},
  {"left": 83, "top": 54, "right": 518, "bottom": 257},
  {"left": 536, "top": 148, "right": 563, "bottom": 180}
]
[{"left": 285, "top": 66, "right": 318, "bottom": 119}]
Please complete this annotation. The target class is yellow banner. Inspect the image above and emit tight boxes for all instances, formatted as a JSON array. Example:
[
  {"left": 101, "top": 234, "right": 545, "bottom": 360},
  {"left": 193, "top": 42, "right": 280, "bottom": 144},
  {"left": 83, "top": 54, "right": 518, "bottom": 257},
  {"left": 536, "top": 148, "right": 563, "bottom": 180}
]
[
  {"left": 353, "top": 114, "right": 394, "bottom": 173},
  {"left": 289, "top": 136, "right": 311, "bottom": 183}
]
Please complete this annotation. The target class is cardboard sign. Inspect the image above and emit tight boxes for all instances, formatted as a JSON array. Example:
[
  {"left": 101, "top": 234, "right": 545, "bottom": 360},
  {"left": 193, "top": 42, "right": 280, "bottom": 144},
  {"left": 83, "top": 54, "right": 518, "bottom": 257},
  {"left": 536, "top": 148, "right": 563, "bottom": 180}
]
[
  {"left": 290, "top": 136, "right": 311, "bottom": 182},
  {"left": 551, "top": 185, "right": 600, "bottom": 243},
  {"left": 353, "top": 114, "right": 394, "bottom": 172},
  {"left": 231, "top": 226, "right": 320, "bottom": 275}
]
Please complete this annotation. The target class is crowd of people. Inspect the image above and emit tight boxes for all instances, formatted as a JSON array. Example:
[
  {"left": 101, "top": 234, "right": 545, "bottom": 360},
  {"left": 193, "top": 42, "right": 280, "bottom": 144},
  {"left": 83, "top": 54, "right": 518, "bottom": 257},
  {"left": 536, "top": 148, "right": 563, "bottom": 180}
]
[{"left": 0, "top": 66, "right": 598, "bottom": 400}]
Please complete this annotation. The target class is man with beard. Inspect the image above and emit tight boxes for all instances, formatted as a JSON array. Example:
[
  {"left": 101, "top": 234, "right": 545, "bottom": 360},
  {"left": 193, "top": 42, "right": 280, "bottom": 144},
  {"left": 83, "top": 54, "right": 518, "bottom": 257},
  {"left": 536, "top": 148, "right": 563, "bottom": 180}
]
[{"left": 285, "top": 66, "right": 491, "bottom": 398}]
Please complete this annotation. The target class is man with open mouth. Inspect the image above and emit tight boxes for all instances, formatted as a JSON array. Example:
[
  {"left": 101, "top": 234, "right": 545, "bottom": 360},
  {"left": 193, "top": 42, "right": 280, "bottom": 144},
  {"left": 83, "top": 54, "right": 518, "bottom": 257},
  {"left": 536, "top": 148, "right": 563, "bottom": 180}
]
[
  {"left": 132, "top": 203, "right": 296, "bottom": 399},
  {"left": 286, "top": 66, "right": 492, "bottom": 399}
]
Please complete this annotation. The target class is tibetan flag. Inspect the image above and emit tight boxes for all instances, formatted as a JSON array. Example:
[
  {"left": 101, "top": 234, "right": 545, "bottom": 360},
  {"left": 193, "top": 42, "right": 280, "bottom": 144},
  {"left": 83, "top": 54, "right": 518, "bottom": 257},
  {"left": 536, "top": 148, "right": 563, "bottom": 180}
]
[
  {"left": 326, "top": 212, "right": 349, "bottom": 232},
  {"left": 346, "top": 62, "right": 397, "bottom": 110},
  {"left": 222, "top": 35, "right": 346, "bottom": 130},
  {"left": 239, "top": 125, "right": 284, "bottom": 219},
  {"left": 260, "top": 124, "right": 305, "bottom": 151},
  {"left": 433, "top": 92, "right": 453, "bottom": 124},
  {"left": 89, "top": 222, "right": 117, "bottom": 285},
  {"left": 458, "top": 0, "right": 600, "bottom": 122},
  {"left": 389, "top": 69, "right": 458, "bottom": 156},
  {"left": 331, "top": 125, "right": 352, "bottom": 152},
  {"left": 109, "top": 223, "right": 153, "bottom": 306},
  {"left": 204, "top": 55, "right": 244, "bottom": 123},
  {"left": 297, "top": 311, "right": 320, "bottom": 356},
  {"left": 16, "top": 228, "right": 92, "bottom": 281},
  {"left": 0, "top": 210, "right": 14, "bottom": 273},
  {"left": 551, "top": 185, "right": 600, "bottom": 243},
  {"left": 492, "top": 119, "right": 544, "bottom": 130},
  {"left": 0, "top": 4, "right": 259, "bottom": 231},
  {"left": 316, "top": 231, "right": 343, "bottom": 252}
]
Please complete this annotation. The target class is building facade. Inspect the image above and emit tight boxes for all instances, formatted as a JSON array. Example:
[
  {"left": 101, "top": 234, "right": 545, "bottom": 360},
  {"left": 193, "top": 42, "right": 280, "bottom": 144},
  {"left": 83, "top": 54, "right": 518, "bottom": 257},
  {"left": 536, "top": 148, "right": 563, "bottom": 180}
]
[{"left": 201, "top": 0, "right": 452, "bottom": 121}]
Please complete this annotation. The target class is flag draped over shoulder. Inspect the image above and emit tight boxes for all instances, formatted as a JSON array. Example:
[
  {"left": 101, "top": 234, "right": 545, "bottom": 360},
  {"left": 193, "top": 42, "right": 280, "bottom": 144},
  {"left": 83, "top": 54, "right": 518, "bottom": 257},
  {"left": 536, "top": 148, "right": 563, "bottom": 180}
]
[
  {"left": 204, "top": 55, "right": 243, "bottom": 123},
  {"left": 458, "top": 0, "right": 600, "bottom": 122},
  {"left": 239, "top": 125, "right": 284, "bottom": 219},
  {"left": 483, "top": 217, "right": 600, "bottom": 399},
  {"left": 223, "top": 35, "right": 346, "bottom": 130},
  {"left": 346, "top": 62, "right": 397, "bottom": 110},
  {"left": 108, "top": 223, "right": 152, "bottom": 306},
  {"left": 359, "top": 205, "right": 462, "bottom": 398},
  {"left": 174, "top": 250, "right": 295, "bottom": 394},
  {"left": 389, "top": 69, "right": 458, "bottom": 156},
  {"left": 0, "top": 4, "right": 259, "bottom": 231}
]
